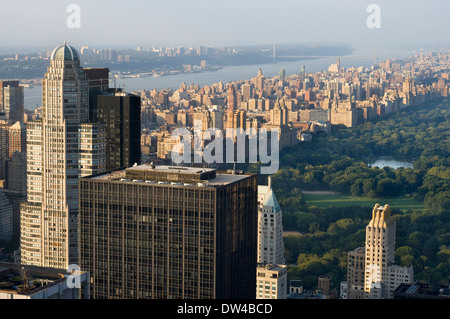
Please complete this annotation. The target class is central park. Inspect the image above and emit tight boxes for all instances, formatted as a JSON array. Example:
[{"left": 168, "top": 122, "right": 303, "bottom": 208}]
[{"left": 246, "top": 97, "right": 450, "bottom": 290}]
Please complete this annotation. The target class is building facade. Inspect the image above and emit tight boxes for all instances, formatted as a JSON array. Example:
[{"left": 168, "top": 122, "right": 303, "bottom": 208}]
[
  {"left": 347, "top": 246, "right": 366, "bottom": 299},
  {"left": 91, "top": 91, "right": 141, "bottom": 171},
  {"left": 20, "top": 43, "right": 106, "bottom": 269},
  {"left": 347, "top": 204, "right": 414, "bottom": 299},
  {"left": 0, "top": 81, "right": 24, "bottom": 124},
  {"left": 257, "top": 177, "right": 285, "bottom": 265},
  {"left": 0, "top": 189, "right": 13, "bottom": 241},
  {"left": 79, "top": 164, "right": 258, "bottom": 299},
  {"left": 256, "top": 264, "right": 287, "bottom": 299}
]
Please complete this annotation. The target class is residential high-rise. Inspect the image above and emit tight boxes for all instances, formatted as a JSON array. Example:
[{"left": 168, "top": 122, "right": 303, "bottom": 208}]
[
  {"left": 347, "top": 204, "right": 414, "bottom": 299},
  {"left": 20, "top": 43, "right": 106, "bottom": 269},
  {"left": 365, "top": 203, "right": 396, "bottom": 298},
  {"left": 227, "top": 84, "right": 237, "bottom": 111},
  {"left": 226, "top": 110, "right": 246, "bottom": 130},
  {"left": 5, "top": 152, "right": 27, "bottom": 240},
  {"left": 0, "top": 121, "right": 27, "bottom": 240},
  {"left": 0, "top": 123, "right": 10, "bottom": 180},
  {"left": 347, "top": 246, "right": 366, "bottom": 299},
  {"left": 254, "top": 68, "right": 265, "bottom": 91},
  {"left": 364, "top": 204, "right": 414, "bottom": 299},
  {"left": 8, "top": 121, "right": 26, "bottom": 157},
  {"left": 242, "top": 83, "right": 252, "bottom": 100},
  {"left": 91, "top": 91, "right": 141, "bottom": 171},
  {"left": 257, "top": 177, "right": 285, "bottom": 265},
  {"left": 0, "top": 81, "right": 24, "bottom": 124},
  {"left": 79, "top": 164, "right": 258, "bottom": 299}
]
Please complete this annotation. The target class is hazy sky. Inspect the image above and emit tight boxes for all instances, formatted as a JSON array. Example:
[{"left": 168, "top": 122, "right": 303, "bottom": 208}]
[{"left": 1, "top": 0, "right": 449, "bottom": 53}]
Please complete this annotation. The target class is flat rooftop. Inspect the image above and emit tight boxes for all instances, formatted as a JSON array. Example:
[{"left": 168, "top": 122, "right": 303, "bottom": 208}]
[
  {"left": 89, "top": 164, "right": 251, "bottom": 186},
  {"left": 256, "top": 263, "right": 287, "bottom": 272},
  {"left": 127, "top": 164, "right": 215, "bottom": 174},
  {"left": 0, "top": 262, "right": 67, "bottom": 295},
  {"left": 395, "top": 282, "right": 450, "bottom": 298}
]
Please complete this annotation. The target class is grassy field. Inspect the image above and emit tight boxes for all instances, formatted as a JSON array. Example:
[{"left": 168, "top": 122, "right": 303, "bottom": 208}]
[{"left": 303, "top": 192, "right": 425, "bottom": 211}]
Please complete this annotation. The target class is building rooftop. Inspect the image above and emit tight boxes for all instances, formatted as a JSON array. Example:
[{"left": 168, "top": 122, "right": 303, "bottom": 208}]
[
  {"left": 89, "top": 164, "right": 251, "bottom": 187},
  {"left": 50, "top": 42, "right": 80, "bottom": 61},
  {"left": 0, "top": 262, "right": 66, "bottom": 295},
  {"left": 394, "top": 282, "right": 450, "bottom": 299},
  {"left": 256, "top": 263, "right": 286, "bottom": 272}
]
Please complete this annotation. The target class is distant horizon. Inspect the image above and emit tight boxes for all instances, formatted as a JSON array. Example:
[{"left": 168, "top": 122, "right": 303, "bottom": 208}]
[
  {"left": 1, "top": 41, "right": 449, "bottom": 58},
  {"left": 1, "top": 0, "right": 450, "bottom": 54}
]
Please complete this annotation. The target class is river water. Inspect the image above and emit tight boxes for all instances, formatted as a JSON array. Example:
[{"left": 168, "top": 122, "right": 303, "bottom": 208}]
[
  {"left": 368, "top": 157, "right": 414, "bottom": 169},
  {"left": 23, "top": 47, "right": 414, "bottom": 110}
]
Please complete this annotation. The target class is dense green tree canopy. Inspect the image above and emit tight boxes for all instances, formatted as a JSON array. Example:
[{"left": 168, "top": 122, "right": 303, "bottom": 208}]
[{"left": 261, "top": 98, "right": 450, "bottom": 291}]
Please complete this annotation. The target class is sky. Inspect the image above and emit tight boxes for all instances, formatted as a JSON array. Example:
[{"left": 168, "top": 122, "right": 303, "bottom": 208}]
[{"left": 0, "top": 0, "right": 449, "bottom": 54}]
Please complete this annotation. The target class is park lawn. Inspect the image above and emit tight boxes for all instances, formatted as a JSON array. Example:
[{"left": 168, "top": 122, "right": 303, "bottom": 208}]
[{"left": 303, "top": 193, "right": 425, "bottom": 211}]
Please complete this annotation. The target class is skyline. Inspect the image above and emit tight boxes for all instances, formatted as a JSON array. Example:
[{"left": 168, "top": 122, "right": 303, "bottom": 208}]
[
  {"left": 0, "top": 0, "right": 449, "bottom": 303},
  {"left": 1, "top": 0, "right": 450, "bottom": 54}
]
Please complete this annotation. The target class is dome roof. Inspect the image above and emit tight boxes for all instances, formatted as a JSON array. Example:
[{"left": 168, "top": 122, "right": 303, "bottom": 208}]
[{"left": 51, "top": 42, "right": 80, "bottom": 61}]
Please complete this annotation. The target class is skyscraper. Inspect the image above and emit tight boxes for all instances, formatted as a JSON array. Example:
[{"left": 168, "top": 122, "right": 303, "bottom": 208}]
[
  {"left": 0, "top": 188, "right": 13, "bottom": 241},
  {"left": 242, "top": 83, "right": 252, "bottom": 100},
  {"left": 254, "top": 69, "right": 265, "bottom": 91},
  {"left": 8, "top": 121, "right": 26, "bottom": 157},
  {"left": 20, "top": 43, "right": 106, "bottom": 269},
  {"left": 83, "top": 67, "right": 109, "bottom": 120},
  {"left": 79, "top": 164, "right": 258, "bottom": 299},
  {"left": 346, "top": 247, "right": 366, "bottom": 299},
  {"left": 227, "top": 84, "right": 237, "bottom": 111},
  {"left": 0, "top": 121, "right": 27, "bottom": 240},
  {"left": 91, "top": 91, "right": 141, "bottom": 171},
  {"left": 279, "top": 69, "right": 286, "bottom": 84},
  {"left": 4, "top": 151, "right": 26, "bottom": 240},
  {"left": 257, "top": 177, "right": 285, "bottom": 265},
  {"left": 0, "top": 81, "right": 24, "bottom": 124},
  {"left": 0, "top": 123, "right": 10, "bottom": 180},
  {"left": 346, "top": 204, "right": 414, "bottom": 299}
]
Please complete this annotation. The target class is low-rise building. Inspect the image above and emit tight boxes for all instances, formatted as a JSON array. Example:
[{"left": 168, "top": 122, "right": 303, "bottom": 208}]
[
  {"left": 256, "top": 264, "right": 287, "bottom": 299},
  {"left": 0, "top": 262, "right": 89, "bottom": 299}
]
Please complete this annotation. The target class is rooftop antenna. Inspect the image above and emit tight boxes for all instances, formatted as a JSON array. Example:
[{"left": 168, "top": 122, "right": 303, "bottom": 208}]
[{"left": 21, "top": 267, "right": 31, "bottom": 293}]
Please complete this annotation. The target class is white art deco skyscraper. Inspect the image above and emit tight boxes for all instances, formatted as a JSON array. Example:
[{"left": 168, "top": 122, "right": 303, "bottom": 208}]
[
  {"left": 257, "top": 177, "right": 285, "bottom": 265},
  {"left": 20, "top": 43, "right": 106, "bottom": 269}
]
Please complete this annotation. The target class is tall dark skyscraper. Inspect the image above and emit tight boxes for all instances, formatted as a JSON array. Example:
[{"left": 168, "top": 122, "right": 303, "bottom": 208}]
[
  {"left": 91, "top": 91, "right": 141, "bottom": 171},
  {"left": 84, "top": 67, "right": 141, "bottom": 171},
  {"left": 83, "top": 67, "right": 109, "bottom": 120},
  {"left": 0, "top": 80, "right": 24, "bottom": 124},
  {"left": 227, "top": 84, "right": 237, "bottom": 111},
  {"left": 79, "top": 164, "right": 258, "bottom": 299}
]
